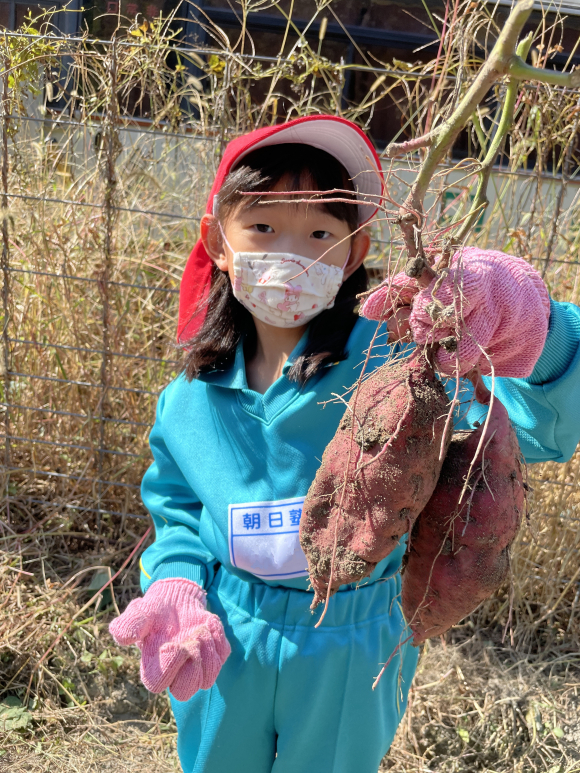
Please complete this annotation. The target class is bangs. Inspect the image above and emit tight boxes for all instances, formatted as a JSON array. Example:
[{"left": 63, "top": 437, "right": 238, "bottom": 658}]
[{"left": 215, "top": 143, "right": 359, "bottom": 232}]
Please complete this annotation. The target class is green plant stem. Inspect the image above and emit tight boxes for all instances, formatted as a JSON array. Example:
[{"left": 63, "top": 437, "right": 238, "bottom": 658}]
[
  {"left": 455, "top": 34, "right": 533, "bottom": 242},
  {"left": 507, "top": 57, "right": 580, "bottom": 88},
  {"left": 471, "top": 110, "right": 488, "bottom": 155},
  {"left": 412, "top": 0, "right": 535, "bottom": 206}
]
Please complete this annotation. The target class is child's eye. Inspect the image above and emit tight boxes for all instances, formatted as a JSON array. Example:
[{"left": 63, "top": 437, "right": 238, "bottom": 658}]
[
  {"left": 312, "top": 230, "right": 331, "bottom": 240},
  {"left": 254, "top": 224, "right": 274, "bottom": 233}
]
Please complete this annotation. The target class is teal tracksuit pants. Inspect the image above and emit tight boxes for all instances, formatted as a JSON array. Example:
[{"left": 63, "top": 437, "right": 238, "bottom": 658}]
[{"left": 170, "top": 566, "right": 419, "bottom": 773}]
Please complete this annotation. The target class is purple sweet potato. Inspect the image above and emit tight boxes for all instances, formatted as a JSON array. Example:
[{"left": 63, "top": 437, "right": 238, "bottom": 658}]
[
  {"left": 401, "top": 386, "right": 525, "bottom": 645},
  {"left": 300, "top": 352, "right": 451, "bottom": 608}
]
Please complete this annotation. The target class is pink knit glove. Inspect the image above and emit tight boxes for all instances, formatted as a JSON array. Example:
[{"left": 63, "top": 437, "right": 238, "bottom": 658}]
[
  {"left": 109, "top": 578, "right": 230, "bottom": 702},
  {"left": 360, "top": 247, "right": 550, "bottom": 377}
]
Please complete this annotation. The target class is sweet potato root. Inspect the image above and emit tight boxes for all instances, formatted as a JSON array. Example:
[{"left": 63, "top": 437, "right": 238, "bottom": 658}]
[
  {"left": 401, "top": 384, "right": 525, "bottom": 645},
  {"left": 300, "top": 352, "right": 451, "bottom": 608}
]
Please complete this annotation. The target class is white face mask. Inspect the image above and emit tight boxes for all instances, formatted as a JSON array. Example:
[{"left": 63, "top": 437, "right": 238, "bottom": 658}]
[{"left": 220, "top": 228, "right": 350, "bottom": 328}]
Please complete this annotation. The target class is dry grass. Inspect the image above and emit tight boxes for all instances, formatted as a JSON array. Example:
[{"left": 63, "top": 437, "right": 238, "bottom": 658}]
[
  {"left": 386, "top": 638, "right": 580, "bottom": 773},
  {"left": 380, "top": 451, "right": 580, "bottom": 772},
  {"left": 0, "top": 1, "right": 579, "bottom": 770},
  {"left": 0, "top": 721, "right": 179, "bottom": 773},
  {"left": 0, "top": 543, "right": 178, "bottom": 772}
]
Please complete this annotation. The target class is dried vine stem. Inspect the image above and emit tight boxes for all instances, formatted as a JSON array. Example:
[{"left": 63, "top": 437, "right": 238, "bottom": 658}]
[
  {"left": 1, "top": 56, "right": 10, "bottom": 489},
  {"left": 397, "top": 0, "right": 580, "bottom": 285},
  {"left": 96, "top": 38, "right": 120, "bottom": 536},
  {"left": 541, "top": 93, "right": 580, "bottom": 278},
  {"left": 383, "top": 130, "right": 439, "bottom": 159}
]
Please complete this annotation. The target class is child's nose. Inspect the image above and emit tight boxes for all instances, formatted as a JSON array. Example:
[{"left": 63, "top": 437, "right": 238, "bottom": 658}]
[{"left": 273, "top": 233, "right": 304, "bottom": 253}]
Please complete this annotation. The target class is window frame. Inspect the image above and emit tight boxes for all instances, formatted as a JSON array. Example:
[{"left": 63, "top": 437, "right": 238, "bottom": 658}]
[{"left": 186, "top": 3, "right": 580, "bottom": 71}]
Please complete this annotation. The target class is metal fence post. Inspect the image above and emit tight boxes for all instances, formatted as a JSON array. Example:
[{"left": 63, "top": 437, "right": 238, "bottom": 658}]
[
  {"left": 1, "top": 50, "right": 12, "bottom": 524},
  {"left": 96, "top": 36, "right": 119, "bottom": 535}
]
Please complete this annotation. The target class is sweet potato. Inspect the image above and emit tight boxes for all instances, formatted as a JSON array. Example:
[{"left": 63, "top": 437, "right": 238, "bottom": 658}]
[
  {"left": 401, "top": 385, "right": 525, "bottom": 645},
  {"left": 300, "top": 352, "right": 451, "bottom": 608}
]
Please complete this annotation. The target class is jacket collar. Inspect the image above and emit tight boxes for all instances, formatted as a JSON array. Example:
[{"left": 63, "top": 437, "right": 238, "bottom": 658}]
[{"left": 197, "top": 329, "right": 310, "bottom": 390}]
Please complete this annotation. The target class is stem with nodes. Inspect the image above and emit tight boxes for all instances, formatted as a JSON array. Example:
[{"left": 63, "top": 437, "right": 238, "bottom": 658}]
[
  {"left": 383, "top": 130, "right": 439, "bottom": 159},
  {"left": 454, "top": 34, "right": 534, "bottom": 243},
  {"left": 396, "top": 0, "right": 580, "bottom": 285}
]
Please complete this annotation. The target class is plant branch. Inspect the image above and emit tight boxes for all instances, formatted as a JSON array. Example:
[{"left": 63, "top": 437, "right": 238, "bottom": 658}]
[
  {"left": 455, "top": 34, "right": 534, "bottom": 242},
  {"left": 541, "top": 94, "right": 580, "bottom": 277},
  {"left": 507, "top": 57, "right": 580, "bottom": 88},
  {"left": 400, "top": 0, "right": 536, "bottom": 282},
  {"left": 383, "top": 129, "right": 439, "bottom": 159}
]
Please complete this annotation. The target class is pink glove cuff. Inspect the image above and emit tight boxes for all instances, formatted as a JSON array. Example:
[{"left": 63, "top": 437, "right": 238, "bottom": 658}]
[
  {"left": 144, "top": 576, "right": 207, "bottom": 610},
  {"left": 109, "top": 578, "right": 206, "bottom": 646}
]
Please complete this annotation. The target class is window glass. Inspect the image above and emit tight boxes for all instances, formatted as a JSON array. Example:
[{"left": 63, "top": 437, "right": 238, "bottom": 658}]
[
  {"left": 348, "top": 44, "right": 434, "bottom": 149},
  {"left": 0, "top": 0, "right": 56, "bottom": 30},
  {"left": 0, "top": 2, "right": 11, "bottom": 27},
  {"left": 219, "top": 27, "right": 349, "bottom": 120},
  {"left": 15, "top": 2, "right": 52, "bottom": 27},
  {"left": 82, "top": 0, "right": 179, "bottom": 38},
  {"left": 199, "top": 13, "right": 436, "bottom": 150}
]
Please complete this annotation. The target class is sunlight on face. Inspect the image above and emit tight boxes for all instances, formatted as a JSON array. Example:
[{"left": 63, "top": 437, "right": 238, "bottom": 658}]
[{"left": 221, "top": 178, "right": 354, "bottom": 270}]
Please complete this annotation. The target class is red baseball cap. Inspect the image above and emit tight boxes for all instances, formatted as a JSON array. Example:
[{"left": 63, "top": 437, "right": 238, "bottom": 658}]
[{"left": 177, "top": 115, "right": 384, "bottom": 343}]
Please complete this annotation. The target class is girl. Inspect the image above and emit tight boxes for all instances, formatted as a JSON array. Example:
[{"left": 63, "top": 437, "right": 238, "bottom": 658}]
[{"left": 110, "top": 115, "right": 580, "bottom": 773}]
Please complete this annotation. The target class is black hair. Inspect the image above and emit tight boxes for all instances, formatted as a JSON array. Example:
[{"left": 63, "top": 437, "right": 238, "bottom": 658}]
[
  {"left": 182, "top": 143, "right": 368, "bottom": 386},
  {"left": 216, "top": 143, "right": 360, "bottom": 232}
]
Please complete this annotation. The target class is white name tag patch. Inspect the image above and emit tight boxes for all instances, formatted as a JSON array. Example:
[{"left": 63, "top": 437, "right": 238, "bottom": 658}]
[{"left": 228, "top": 496, "right": 309, "bottom": 580}]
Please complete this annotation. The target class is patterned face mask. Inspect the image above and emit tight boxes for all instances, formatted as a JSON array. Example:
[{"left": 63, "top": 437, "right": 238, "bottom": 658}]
[
  {"left": 232, "top": 252, "right": 346, "bottom": 328},
  {"left": 220, "top": 227, "right": 350, "bottom": 328}
]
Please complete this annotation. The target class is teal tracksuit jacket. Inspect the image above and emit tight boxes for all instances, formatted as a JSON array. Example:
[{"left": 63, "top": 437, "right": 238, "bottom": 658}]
[{"left": 139, "top": 299, "right": 580, "bottom": 773}]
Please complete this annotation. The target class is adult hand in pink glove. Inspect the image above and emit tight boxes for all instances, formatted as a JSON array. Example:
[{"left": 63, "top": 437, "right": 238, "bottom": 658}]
[
  {"left": 109, "top": 578, "right": 230, "bottom": 702},
  {"left": 360, "top": 247, "right": 551, "bottom": 378}
]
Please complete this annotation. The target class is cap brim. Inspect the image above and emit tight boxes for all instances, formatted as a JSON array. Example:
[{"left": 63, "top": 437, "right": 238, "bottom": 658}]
[{"left": 234, "top": 117, "right": 383, "bottom": 224}]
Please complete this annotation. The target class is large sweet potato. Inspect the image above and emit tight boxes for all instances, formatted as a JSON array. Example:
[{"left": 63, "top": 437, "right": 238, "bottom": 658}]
[
  {"left": 402, "top": 385, "right": 525, "bottom": 645},
  {"left": 300, "top": 352, "right": 451, "bottom": 608}
]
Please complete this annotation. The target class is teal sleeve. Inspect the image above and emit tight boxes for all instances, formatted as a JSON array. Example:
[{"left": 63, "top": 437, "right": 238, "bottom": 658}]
[
  {"left": 139, "top": 389, "right": 219, "bottom": 593},
  {"left": 463, "top": 299, "right": 580, "bottom": 463}
]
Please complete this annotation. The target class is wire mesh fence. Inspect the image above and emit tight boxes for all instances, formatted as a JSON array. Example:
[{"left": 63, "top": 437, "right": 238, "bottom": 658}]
[
  {"left": 0, "top": 17, "right": 460, "bottom": 536},
  {"left": 0, "top": 3, "right": 579, "bottom": 648},
  {"left": 0, "top": 38, "right": 209, "bottom": 535},
  {"left": 0, "top": 121, "right": 209, "bottom": 532}
]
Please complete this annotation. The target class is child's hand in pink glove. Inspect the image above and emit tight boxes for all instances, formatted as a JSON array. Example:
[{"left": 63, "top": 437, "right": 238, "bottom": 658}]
[
  {"left": 109, "top": 578, "right": 230, "bottom": 702},
  {"left": 360, "top": 247, "right": 551, "bottom": 378}
]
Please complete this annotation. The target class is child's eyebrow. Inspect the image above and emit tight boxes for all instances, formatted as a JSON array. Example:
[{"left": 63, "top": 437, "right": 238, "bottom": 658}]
[{"left": 253, "top": 197, "right": 337, "bottom": 211}]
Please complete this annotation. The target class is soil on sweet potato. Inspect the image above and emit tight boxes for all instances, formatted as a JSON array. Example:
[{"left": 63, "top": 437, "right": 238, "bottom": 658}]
[
  {"left": 299, "top": 353, "right": 451, "bottom": 606},
  {"left": 402, "top": 395, "right": 525, "bottom": 645}
]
